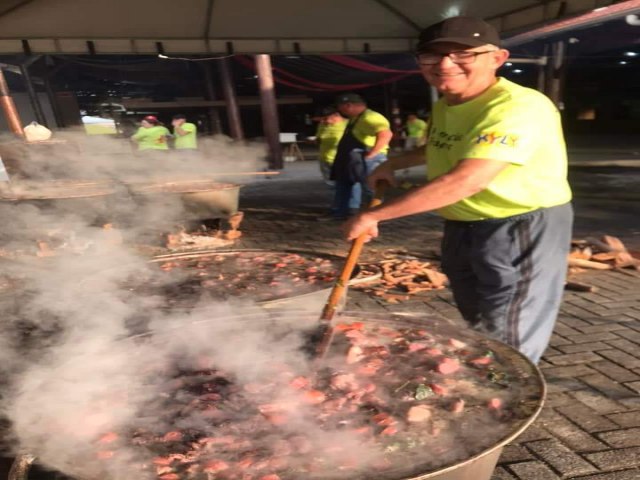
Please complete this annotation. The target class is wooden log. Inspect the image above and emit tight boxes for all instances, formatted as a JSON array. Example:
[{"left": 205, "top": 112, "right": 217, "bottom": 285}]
[
  {"left": 424, "top": 268, "right": 448, "bottom": 287},
  {"left": 591, "top": 252, "right": 617, "bottom": 262},
  {"left": 602, "top": 235, "right": 627, "bottom": 252},
  {"left": 565, "top": 281, "right": 598, "bottom": 293},
  {"left": 567, "top": 258, "right": 612, "bottom": 270}
]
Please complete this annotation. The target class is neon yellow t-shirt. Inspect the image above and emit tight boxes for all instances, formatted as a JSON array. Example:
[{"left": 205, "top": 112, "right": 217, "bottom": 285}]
[
  {"left": 174, "top": 122, "right": 198, "bottom": 150},
  {"left": 316, "top": 119, "right": 347, "bottom": 164},
  {"left": 351, "top": 109, "right": 390, "bottom": 154},
  {"left": 407, "top": 118, "right": 427, "bottom": 139},
  {"left": 132, "top": 126, "right": 170, "bottom": 150},
  {"left": 427, "top": 77, "right": 572, "bottom": 221}
]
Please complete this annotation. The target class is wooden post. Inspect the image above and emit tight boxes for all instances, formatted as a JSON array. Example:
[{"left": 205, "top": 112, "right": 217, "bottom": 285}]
[
  {"left": 0, "top": 67, "right": 24, "bottom": 136},
  {"left": 255, "top": 54, "right": 282, "bottom": 170},
  {"left": 218, "top": 57, "right": 244, "bottom": 140},
  {"left": 43, "top": 77, "right": 64, "bottom": 128},
  {"left": 202, "top": 63, "right": 223, "bottom": 135},
  {"left": 20, "top": 63, "right": 48, "bottom": 126}
]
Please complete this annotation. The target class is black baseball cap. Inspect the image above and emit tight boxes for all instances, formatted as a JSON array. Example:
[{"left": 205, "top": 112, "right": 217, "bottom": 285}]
[
  {"left": 316, "top": 105, "right": 338, "bottom": 117},
  {"left": 416, "top": 16, "right": 501, "bottom": 53},
  {"left": 335, "top": 93, "right": 365, "bottom": 105}
]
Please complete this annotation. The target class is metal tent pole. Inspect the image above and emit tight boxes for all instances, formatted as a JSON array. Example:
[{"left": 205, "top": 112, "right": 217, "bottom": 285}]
[{"left": 0, "top": 67, "right": 24, "bottom": 136}]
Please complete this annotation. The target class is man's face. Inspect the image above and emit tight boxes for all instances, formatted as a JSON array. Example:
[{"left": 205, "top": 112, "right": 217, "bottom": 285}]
[
  {"left": 141, "top": 120, "right": 152, "bottom": 128},
  {"left": 407, "top": 115, "right": 417, "bottom": 123},
  {"left": 173, "top": 118, "right": 185, "bottom": 126},
  {"left": 337, "top": 103, "right": 359, "bottom": 118},
  {"left": 417, "top": 42, "right": 509, "bottom": 98}
]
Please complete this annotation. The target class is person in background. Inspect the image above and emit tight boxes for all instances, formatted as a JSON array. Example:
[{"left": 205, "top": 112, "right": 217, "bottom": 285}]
[
  {"left": 328, "top": 93, "right": 393, "bottom": 220},
  {"left": 172, "top": 114, "right": 198, "bottom": 151},
  {"left": 131, "top": 115, "right": 170, "bottom": 152},
  {"left": 315, "top": 106, "right": 348, "bottom": 186},
  {"left": 404, "top": 113, "right": 429, "bottom": 151},
  {"left": 344, "top": 16, "right": 573, "bottom": 364}
]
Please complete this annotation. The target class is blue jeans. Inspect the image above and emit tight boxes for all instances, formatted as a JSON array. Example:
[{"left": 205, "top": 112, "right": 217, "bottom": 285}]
[{"left": 332, "top": 150, "right": 387, "bottom": 217}]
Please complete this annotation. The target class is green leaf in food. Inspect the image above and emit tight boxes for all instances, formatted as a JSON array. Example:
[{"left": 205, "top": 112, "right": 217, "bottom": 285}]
[
  {"left": 487, "top": 370, "right": 509, "bottom": 386},
  {"left": 415, "top": 383, "right": 433, "bottom": 400}
]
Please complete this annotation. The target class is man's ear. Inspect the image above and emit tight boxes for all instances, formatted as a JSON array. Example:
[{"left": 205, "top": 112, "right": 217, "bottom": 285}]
[{"left": 492, "top": 49, "right": 511, "bottom": 69}]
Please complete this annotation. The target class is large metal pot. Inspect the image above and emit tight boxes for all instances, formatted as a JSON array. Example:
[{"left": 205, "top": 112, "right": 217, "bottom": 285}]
[
  {"left": 8, "top": 310, "right": 545, "bottom": 480},
  {"left": 147, "top": 249, "right": 381, "bottom": 311},
  {"left": 0, "top": 180, "right": 116, "bottom": 223},
  {"left": 126, "top": 180, "right": 241, "bottom": 219}
]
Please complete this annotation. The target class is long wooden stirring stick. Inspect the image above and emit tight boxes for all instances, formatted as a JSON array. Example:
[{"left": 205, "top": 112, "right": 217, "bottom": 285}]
[{"left": 316, "top": 181, "right": 387, "bottom": 358}]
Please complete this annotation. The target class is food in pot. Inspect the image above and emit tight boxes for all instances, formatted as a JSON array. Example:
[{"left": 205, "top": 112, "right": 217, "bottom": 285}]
[{"left": 92, "top": 319, "right": 541, "bottom": 480}]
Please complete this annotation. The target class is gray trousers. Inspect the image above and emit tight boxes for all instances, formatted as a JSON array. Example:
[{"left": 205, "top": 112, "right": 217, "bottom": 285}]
[{"left": 440, "top": 203, "right": 573, "bottom": 364}]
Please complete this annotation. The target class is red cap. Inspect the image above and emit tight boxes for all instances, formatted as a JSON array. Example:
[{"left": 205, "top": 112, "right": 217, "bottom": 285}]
[{"left": 142, "top": 115, "right": 158, "bottom": 124}]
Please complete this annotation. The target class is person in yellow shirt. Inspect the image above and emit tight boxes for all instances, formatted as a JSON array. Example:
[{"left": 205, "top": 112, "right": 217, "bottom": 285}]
[
  {"left": 328, "top": 93, "right": 393, "bottom": 220},
  {"left": 344, "top": 16, "right": 573, "bottom": 364},
  {"left": 171, "top": 114, "right": 198, "bottom": 151},
  {"left": 315, "top": 106, "right": 347, "bottom": 184},
  {"left": 131, "top": 115, "right": 170, "bottom": 152},
  {"left": 404, "top": 113, "right": 428, "bottom": 151}
]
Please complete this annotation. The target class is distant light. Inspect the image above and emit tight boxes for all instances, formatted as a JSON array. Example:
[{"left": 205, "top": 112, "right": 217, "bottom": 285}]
[
  {"left": 505, "top": 62, "right": 513, "bottom": 67},
  {"left": 592, "top": 7, "right": 608, "bottom": 12},
  {"left": 253, "top": 75, "right": 259, "bottom": 79},
  {"left": 623, "top": 51, "right": 638, "bottom": 57},
  {"left": 568, "top": 37, "right": 580, "bottom": 44},
  {"left": 619, "top": 61, "right": 628, "bottom": 65},
  {"left": 443, "top": 5, "right": 461, "bottom": 18},
  {"left": 157, "top": 54, "right": 168, "bottom": 59},
  {"left": 285, "top": 55, "right": 301, "bottom": 59},
  {"left": 513, "top": 69, "right": 523, "bottom": 73}
]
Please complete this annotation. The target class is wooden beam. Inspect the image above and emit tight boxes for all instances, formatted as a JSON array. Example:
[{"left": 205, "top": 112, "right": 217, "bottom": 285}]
[{"left": 121, "top": 96, "right": 311, "bottom": 109}]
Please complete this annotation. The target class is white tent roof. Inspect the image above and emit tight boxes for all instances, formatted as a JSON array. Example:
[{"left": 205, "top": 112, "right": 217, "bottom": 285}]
[{"left": 0, "top": 0, "right": 628, "bottom": 55}]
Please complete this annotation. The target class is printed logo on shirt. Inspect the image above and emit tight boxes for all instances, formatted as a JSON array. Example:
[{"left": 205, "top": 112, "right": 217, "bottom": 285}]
[
  {"left": 427, "top": 127, "right": 463, "bottom": 151},
  {"left": 474, "top": 132, "right": 518, "bottom": 147}
]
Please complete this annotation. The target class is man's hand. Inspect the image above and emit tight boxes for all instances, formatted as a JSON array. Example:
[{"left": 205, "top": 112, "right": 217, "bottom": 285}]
[
  {"left": 367, "top": 162, "right": 396, "bottom": 190},
  {"left": 343, "top": 212, "right": 379, "bottom": 242}
]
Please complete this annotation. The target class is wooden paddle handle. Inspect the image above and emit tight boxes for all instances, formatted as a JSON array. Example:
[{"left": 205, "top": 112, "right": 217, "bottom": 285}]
[{"left": 320, "top": 181, "right": 387, "bottom": 322}]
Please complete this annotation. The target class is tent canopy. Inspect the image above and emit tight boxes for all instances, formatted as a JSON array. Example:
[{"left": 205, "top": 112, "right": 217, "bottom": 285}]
[{"left": 0, "top": 0, "right": 626, "bottom": 55}]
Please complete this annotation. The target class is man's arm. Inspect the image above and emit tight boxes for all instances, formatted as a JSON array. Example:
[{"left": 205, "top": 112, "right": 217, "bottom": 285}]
[
  {"left": 174, "top": 124, "right": 193, "bottom": 137},
  {"left": 366, "top": 148, "right": 426, "bottom": 188},
  {"left": 346, "top": 158, "right": 509, "bottom": 240},
  {"left": 365, "top": 129, "right": 393, "bottom": 159}
]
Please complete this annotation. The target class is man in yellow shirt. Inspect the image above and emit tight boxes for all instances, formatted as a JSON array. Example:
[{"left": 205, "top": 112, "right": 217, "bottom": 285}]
[
  {"left": 404, "top": 113, "right": 428, "bottom": 151},
  {"left": 315, "top": 106, "right": 347, "bottom": 185},
  {"left": 345, "top": 16, "right": 573, "bottom": 364},
  {"left": 172, "top": 114, "right": 198, "bottom": 151},
  {"left": 329, "top": 93, "right": 393, "bottom": 220}
]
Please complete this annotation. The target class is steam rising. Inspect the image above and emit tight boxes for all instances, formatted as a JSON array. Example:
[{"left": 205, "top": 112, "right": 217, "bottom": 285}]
[{"left": 0, "top": 132, "right": 534, "bottom": 480}]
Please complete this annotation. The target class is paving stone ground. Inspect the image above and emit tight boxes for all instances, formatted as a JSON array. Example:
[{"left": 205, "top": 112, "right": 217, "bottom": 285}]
[{"left": 234, "top": 160, "right": 640, "bottom": 480}]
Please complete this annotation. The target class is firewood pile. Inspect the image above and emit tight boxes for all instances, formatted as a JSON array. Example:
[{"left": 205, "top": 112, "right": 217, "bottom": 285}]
[
  {"left": 166, "top": 212, "right": 244, "bottom": 251},
  {"left": 566, "top": 235, "right": 640, "bottom": 292},
  {"left": 354, "top": 252, "right": 448, "bottom": 303}
]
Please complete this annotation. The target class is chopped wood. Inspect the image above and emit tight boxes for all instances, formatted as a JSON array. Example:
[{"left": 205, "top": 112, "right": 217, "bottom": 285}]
[
  {"left": 602, "top": 235, "right": 627, "bottom": 252},
  {"left": 591, "top": 252, "right": 617, "bottom": 262},
  {"left": 569, "top": 247, "right": 592, "bottom": 260},
  {"left": 354, "top": 256, "right": 448, "bottom": 302},
  {"left": 424, "top": 268, "right": 448, "bottom": 288},
  {"left": 565, "top": 281, "right": 598, "bottom": 293},
  {"left": 567, "top": 258, "right": 612, "bottom": 270}
]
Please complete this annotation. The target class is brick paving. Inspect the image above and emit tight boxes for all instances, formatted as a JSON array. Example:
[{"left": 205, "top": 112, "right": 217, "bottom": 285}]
[{"left": 234, "top": 161, "right": 640, "bottom": 480}]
